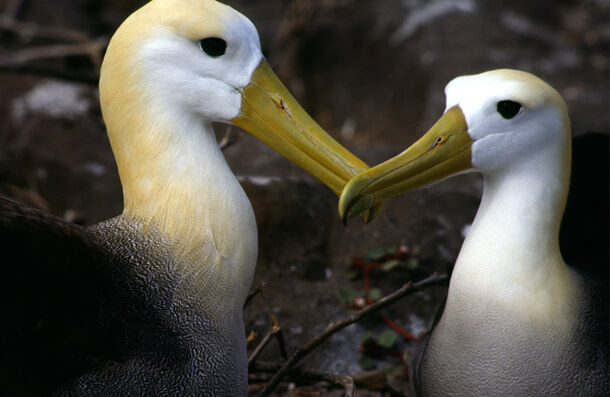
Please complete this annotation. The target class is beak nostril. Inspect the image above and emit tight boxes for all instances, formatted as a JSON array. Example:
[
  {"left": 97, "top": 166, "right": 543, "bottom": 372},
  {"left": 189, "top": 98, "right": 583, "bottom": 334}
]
[{"left": 269, "top": 93, "right": 288, "bottom": 112}]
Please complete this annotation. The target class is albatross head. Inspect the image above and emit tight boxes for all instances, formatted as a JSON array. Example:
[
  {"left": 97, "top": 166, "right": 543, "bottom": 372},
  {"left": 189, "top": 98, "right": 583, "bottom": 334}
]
[
  {"left": 339, "top": 69, "right": 571, "bottom": 221},
  {"left": 100, "top": 0, "right": 381, "bottom": 221}
]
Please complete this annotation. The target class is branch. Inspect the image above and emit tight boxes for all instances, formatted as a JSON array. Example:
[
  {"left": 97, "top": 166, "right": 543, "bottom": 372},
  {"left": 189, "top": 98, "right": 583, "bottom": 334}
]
[
  {"left": 257, "top": 272, "right": 449, "bottom": 396},
  {"left": 0, "top": 15, "right": 89, "bottom": 42},
  {"left": 248, "top": 315, "right": 287, "bottom": 367},
  {"left": 0, "top": 36, "right": 108, "bottom": 70},
  {"left": 251, "top": 361, "right": 355, "bottom": 397},
  {"left": 243, "top": 283, "right": 264, "bottom": 309},
  {"left": 2, "top": 0, "right": 23, "bottom": 21},
  {"left": 312, "top": 371, "right": 354, "bottom": 397},
  {"left": 218, "top": 126, "right": 238, "bottom": 151}
]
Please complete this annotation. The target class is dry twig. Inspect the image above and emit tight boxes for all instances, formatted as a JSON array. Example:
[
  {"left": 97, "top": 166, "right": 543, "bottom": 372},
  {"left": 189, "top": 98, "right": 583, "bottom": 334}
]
[
  {"left": 0, "top": 36, "right": 108, "bottom": 70},
  {"left": 0, "top": 9, "right": 108, "bottom": 81},
  {"left": 257, "top": 272, "right": 449, "bottom": 396},
  {"left": 218, "top": 126, "right": 238, "bottom": 151},
  {"left": 1, "top": 0, "right": 23, "bottom": 21},
  {"left": 251, "top": 361, "right": 355, "bottom": 397},
  {"left": 0, "top": 15, "right": 90, "bottom": 42},
  {"left": 244, "top": 283, "right": 264, "bottom": 309},
  {"left": 248, "top": 314, "right": 288, "bottom": 366}
]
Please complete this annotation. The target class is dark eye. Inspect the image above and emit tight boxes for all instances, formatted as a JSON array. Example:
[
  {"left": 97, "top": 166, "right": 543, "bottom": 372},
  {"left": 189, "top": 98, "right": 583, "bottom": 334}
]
[
  {"left": 497, "top": 100, "right": 522, "bottom": 119},
  {"left": 200, "top": 37, "right": 226, "bottom": 57}
]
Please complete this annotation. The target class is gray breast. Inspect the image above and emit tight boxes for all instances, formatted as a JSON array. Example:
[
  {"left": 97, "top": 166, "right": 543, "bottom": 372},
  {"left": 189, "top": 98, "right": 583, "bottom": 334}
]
[{"left": 58, "top": 216, "right": 248, "bottom": 396}]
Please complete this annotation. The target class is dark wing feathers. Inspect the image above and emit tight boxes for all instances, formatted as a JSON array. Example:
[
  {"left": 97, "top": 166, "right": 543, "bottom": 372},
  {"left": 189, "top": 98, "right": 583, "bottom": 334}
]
[{"left": 0, "top": 197, "right": 126, "bottom": 396}]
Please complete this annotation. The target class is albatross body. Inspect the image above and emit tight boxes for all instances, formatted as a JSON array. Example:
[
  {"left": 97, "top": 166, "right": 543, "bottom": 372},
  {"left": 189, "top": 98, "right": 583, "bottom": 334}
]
[
  {"left": 0, "top": 0, "right": 378, "bottom": 395},
  {"left": 340, "top": 70, "right": 609, "bottom": 396}
]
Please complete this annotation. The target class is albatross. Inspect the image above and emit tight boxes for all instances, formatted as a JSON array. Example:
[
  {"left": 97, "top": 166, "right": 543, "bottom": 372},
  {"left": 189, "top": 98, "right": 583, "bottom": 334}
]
[
  {"left": 339, "top": 70, "right": 609, "bottom": 396},
  {"left": 0, "top": 0, "right": 379, "bottom": 395}
]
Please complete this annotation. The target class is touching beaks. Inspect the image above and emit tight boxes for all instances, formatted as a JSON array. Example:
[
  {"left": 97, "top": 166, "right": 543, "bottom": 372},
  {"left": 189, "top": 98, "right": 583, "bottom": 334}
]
[{"left": 339, "top": 105, "right": 474, "bottom": 224}]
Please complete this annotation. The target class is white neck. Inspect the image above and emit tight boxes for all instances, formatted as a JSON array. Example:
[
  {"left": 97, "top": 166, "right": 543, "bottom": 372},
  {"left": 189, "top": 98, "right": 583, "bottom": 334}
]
[
  {"left": 447, "top": 139, "right": 576, "bottom": 326},
  {"left": 110, "top": 108, "right": 258, "bottom": 312}
]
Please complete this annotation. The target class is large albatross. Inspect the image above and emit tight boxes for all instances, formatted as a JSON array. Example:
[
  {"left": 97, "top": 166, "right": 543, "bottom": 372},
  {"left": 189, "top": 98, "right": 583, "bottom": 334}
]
[
  {"left": 0, "top": 0, "right": 379, "bottom": 395},
  {"left": 340, "top": 70, "right": 609, "bottom": 396}
]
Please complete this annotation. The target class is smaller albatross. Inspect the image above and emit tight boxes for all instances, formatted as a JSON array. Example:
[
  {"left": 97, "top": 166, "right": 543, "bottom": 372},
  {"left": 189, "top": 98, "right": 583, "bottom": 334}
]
[
  {"left": 0, "top": 0, "right": 379, "bottom": 395},
  {"left": 339, "top": 70, "right": 608, "bottom": 396}
]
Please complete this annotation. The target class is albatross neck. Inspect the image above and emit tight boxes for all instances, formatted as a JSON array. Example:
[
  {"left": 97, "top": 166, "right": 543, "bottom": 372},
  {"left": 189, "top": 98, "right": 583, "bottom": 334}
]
[
  {"left": 107, "top": 108, "right": 258, "bottom": 311},
  {"left": 448, "top": 138, "right": 576, "bottom": 324}
]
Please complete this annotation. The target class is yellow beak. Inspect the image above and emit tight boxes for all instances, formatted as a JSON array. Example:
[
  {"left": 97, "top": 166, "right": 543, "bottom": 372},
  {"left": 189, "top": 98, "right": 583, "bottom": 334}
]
[
  {"left": 339, "top": 105, "right": 473, "bottom": 223},
  {"left": 232, "top": 58, "right": 382, "bottom": 222}
]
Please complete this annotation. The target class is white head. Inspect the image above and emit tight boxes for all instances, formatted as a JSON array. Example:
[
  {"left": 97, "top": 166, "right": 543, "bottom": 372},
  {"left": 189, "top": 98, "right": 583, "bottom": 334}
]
[
  {"left": 100, "top": 0, "right": 262, "bottom": 131},
  {"left": 340, "top": 69, "right": 572, "bottom": 221},
  {"left": 100, "top": 0, "right": 377, "bottom": 226},
  {"left": 446, "top": 69, "right": 570, "bottom": 174}
]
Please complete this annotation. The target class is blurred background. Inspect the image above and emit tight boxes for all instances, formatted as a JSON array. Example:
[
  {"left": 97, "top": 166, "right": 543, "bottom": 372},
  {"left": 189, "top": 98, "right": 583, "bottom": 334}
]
[{"left": 0, "top": 0, "right": 608, "bottom": 395}]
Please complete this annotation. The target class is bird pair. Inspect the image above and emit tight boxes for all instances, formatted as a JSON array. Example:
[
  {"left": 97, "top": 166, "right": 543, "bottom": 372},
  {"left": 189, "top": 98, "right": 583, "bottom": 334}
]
[{"left": 1, "top": 0, "right": 606, "bottom": 396}]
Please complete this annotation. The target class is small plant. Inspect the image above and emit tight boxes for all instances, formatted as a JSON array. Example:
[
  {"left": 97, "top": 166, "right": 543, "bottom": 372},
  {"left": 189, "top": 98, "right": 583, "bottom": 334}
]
[
  {"left": 337, "top": 244, "right": 422, "bottom": 374},
  {"left": 346, "top": 244, "right": 420, "bottom": 282},
  {"left": 358, "top": 329, "right": 410, "bottom": 377}
]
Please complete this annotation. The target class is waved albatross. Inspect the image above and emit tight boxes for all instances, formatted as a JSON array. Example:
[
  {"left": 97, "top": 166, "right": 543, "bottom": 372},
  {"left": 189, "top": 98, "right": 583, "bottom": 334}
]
[
  {"left": 0, "top": 0, "right": 379, "bottom": 395},
  {"left": 339, "top": 70, "right": 609, "bottom": 396}
]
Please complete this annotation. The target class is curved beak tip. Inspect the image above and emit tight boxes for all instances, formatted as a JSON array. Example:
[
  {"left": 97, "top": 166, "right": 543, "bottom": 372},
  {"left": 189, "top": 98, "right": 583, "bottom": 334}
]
[
  {"left": 341, "top": 213, "right": 349, "bottom": 226},
  {"left": 338, "top": 173, "right": 380, "bottom": 225},
  {"left": 339, "top": 193, "right": 379, "bottom": 226},
  {"left": 366, "top": 202, "right": 383, "bottom": 223},
  {"left": 338, "top": 198, "right": 352, "bottom": 226}
]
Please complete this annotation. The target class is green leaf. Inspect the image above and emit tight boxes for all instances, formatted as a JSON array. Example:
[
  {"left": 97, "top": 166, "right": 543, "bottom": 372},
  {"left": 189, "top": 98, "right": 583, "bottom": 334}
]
[
  {"left": 336, "top": 287, "right": 360, "bottom": 304},
  {"left": 377, "top": 329, "right": 398, "bottom": 348},
  {"left": 405, "top": 258, "right": 419, "bottom": 270},
  {"left": 366, "top": 246, "right": 385, "bottom": 261},
  {"left": 381, "top": 259, "right": 400, "bottom": 271},
  {"left": 358, "top": 356, "right": 375, "bottom": 370},
  {"left": 368, "top": 288, "right": 382, "bottom": 301}
]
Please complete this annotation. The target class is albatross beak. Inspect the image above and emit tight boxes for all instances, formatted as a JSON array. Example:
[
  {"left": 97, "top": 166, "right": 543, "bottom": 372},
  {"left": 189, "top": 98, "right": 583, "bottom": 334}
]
[
  {"left": 232, "top": 58, "right": 382, "bottom": 222},
  {"left": 339, "top": 105, "right": 473, "bottom": 223}
]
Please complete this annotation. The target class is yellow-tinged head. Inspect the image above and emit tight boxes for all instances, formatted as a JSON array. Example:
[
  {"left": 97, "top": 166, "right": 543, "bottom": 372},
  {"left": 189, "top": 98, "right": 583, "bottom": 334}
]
[
  {"left": 100, "top": 0, "right": 381, "bottom": 224},
  {"left": 339, "top": 69, "right": 571, "bottom": 222}
]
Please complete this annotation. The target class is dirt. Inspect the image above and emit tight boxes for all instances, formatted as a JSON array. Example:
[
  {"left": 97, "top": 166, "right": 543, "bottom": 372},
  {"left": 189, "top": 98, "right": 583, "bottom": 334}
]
[{"left": 0, "top": 0, "right": 608, "bottom": 395}]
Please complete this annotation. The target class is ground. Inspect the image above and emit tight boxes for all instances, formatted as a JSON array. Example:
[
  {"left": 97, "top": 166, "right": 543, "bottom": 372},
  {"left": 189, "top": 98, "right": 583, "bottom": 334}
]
[{"left": 0, "top": 0, "right": 608, "bottom": 395}]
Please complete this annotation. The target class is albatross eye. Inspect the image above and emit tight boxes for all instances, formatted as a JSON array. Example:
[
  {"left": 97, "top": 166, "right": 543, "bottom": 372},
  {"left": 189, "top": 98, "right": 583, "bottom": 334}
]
[
  {"left": 200, "top": 37, "right": 227, "bottom": 57},
  {"left": 497, "top": 100, "right": 522, "bottom": 119}
]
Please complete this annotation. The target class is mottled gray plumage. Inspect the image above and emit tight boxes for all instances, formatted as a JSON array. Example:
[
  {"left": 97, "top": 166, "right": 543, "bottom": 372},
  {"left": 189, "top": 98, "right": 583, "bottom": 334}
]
[
  {"left": 0, "top": 199, "right": 247, "bottom": 396},
  {"left": 63, "top": 216, "right": 247, "bottom": 396}
]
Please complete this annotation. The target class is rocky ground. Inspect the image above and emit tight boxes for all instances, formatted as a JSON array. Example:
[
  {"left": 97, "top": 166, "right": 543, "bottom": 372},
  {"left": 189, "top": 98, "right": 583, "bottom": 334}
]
[{"left": 0, "top": 0, "right": 608, "bottom": 395}]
